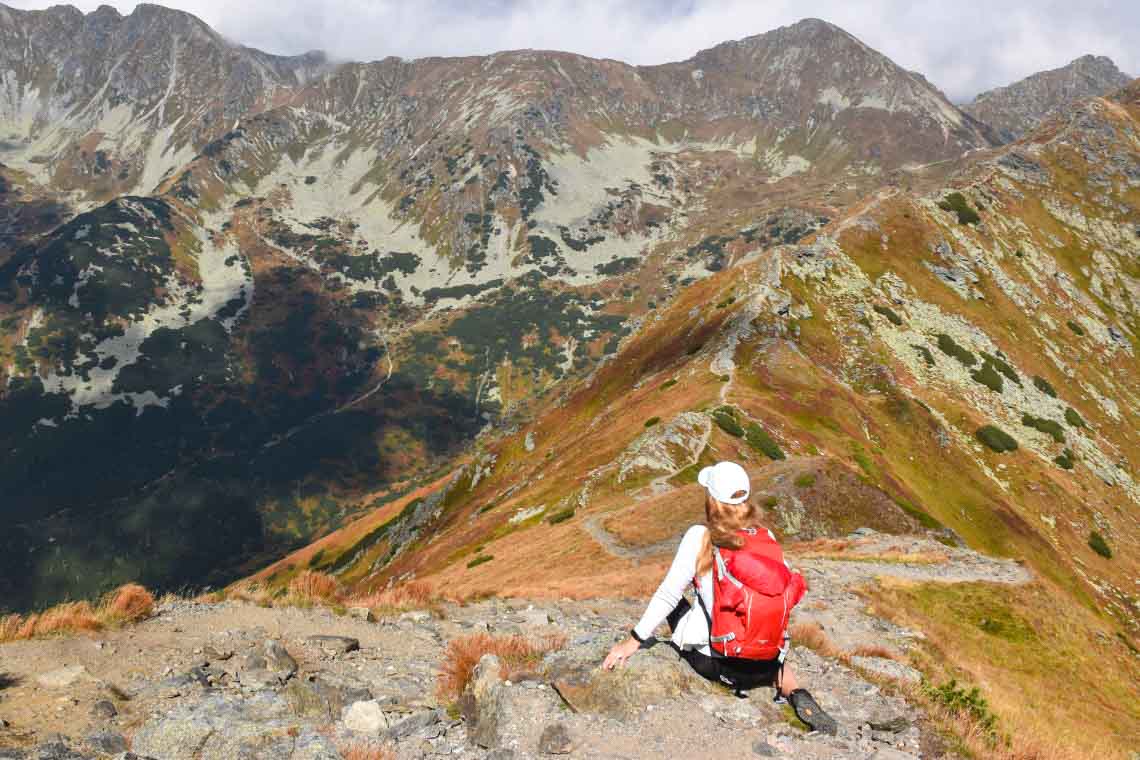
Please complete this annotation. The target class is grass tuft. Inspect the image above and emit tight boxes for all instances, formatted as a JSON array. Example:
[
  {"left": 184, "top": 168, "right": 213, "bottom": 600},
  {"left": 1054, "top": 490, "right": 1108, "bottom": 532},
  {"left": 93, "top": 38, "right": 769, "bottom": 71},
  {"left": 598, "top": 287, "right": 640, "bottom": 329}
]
[
  {"left": 644, "top": 416, "right": 660, "bottom": 428},
  {"left": 0, "top": 583, "right": 156, "bottom": 642},
  {"left": 346, "top": 580, "right": 438, "bottom": 618},
  {"left": 288, "top": 571, "right": 342, "bottom": 604},
  {"left": 467, "top": 555, "right": 494, "bottom": 569},
  {"left": 337, "top": 743, "right": 396, "bottom": 760},
  {"left": 435, "top": 632, "right": 566, "bottom": 700}
]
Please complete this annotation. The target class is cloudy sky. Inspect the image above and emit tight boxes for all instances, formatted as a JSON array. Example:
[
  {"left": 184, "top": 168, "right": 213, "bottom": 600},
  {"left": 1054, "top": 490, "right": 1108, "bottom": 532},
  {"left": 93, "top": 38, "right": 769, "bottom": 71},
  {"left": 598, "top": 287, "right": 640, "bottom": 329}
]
[{"left": 6, "top": 0, "right": 1137, "bottom": 102}]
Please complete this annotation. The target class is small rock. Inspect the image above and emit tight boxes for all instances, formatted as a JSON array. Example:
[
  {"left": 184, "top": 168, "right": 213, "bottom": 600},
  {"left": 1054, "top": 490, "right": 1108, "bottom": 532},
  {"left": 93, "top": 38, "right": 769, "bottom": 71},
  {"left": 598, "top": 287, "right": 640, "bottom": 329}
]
[
  {"left": 203, "top": 645, "right": 233, "bottom": 661},
  {"left": 752, "top": 738, "right": 778, "bottom": 756},
  {"left": 458, "top": 654, "right": 506, "bottom": 748},
  {"left": 538, "top": 722, "right": 572, "bottom": 754},
  {"left": 347, "top": 606, "right": 375, "bottom": 622},
  {"left": 86, "top": 730, "right": 128, "bottom": 754},
  {"left": 263, "top": 640, "right": 298, "bottom": 679},
  {"left": 343, "top": 700, "right": 388, "bottom": 734},
  {"left": 36, "top": 665, "right": 88, "bottom": 689},
  {"left": 487, "top": 750, "right": 516, "bottom": 760},
  {"left": 90, "top": 700, "right": 118, "bottom": 720},
  {"left": 871, "top": 748, "right": 919, "bottom": 760},
  {"left": 850, "top": 656, "right": 922, "bottom": 684},
  {"left": 387, "top": 709, "right": 442, "bottom": 740},
  {"left": 519, "top": 607, "right": 552, "bottom": 627},
  {"left": 869, "top": 715, "right": 911, "bottom": 733},
  {"left": 399, "top": 610, "right": 431, "bottom": 623},
  {"left": 306, "top": 635, "right": 360, "bottom": 655}
]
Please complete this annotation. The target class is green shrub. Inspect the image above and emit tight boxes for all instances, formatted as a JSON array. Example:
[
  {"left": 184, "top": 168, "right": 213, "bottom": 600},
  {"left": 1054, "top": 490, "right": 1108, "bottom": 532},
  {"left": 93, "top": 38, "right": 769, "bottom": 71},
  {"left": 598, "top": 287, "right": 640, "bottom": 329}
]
[
  {"left": 936, "top": 334, "right": 976, "bottom": 366},
  {"left": 762, "top": 495, "right": 780, "bottom": 508},
  {"left": 547, "top": 509, "right": 575, "bottom": 525},
  {"left": 1088, "top": 531, "right": 1112, "bottom": 559},
  {"left": 912, "top": 345, "right": 935, "bottom": 367},
  {"left": 745, "top": 423, "right": 785, "bottom": 461},
  {"left": 644, "top": 416, "right": 661, "bottom": 428},
  {"left": 1032, "top": 375, "right": 1057, "bottom": 398},
  {"left": 1066, "top": 320, "right": 1085, "bottom": 336},
  {"left": 1064, "top": 407, "right": 1086, "bottom": 428},
  {"left": 937, "top": 192, "right": 981, "bottom": 225},
  {"left": 1054, "top": 448, "right": 1075, "bottom": 470},
  {"left": 719, "top": 374, "right": 731, "bottom": 382},
  {"left": 979, "top": 352, "right": 1019, "bottom": 386},
  {"left": 924, "top": 679, "right": 997, "bottom": 737},
  {"left": 872, "top": 304, "right": 903, "bottom": 326},
  {"left": 467, "top": 555, "right": 494, "bottom": 569},
  {"left": 660, "top": 378, "right": 678, "bottom": 390},
  {"left": 794, "top": 473, "right": 816, "bottom": 488},
  {"left": 712, "top": 407, "right": 744, "bottom": 437},
  {"left": 1021, "top": 414, "right": 1065, "bottom": 443},
  {"left": 976, "top": 425, "right": 1018, "bottom": 453},
  {"left": 970, "top": 362, "right": 1003, "bottom": 393}
]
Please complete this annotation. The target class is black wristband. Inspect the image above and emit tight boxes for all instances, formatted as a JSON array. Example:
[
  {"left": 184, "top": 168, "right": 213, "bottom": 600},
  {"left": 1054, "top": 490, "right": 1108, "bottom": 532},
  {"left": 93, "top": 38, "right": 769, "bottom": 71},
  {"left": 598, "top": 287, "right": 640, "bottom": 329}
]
[{"left": 630, "top": 629, "right": 646, "bottom": 643}]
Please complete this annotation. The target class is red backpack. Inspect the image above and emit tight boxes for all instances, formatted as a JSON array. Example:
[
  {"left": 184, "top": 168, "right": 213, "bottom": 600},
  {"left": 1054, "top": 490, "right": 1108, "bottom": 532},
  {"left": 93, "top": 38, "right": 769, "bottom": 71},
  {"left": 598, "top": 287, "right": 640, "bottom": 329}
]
[{"left": 695, "top": 527, "right": 807, "bottom": 660}]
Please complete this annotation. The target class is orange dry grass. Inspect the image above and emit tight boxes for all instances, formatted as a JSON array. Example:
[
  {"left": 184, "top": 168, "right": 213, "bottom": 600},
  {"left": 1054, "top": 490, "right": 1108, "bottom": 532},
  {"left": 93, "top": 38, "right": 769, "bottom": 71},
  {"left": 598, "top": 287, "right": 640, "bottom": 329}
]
[
  {"left": 0, "top": 584, "right": 156, "bottom": 643},
  {"left": 788, "top": 621, "right": 843, "bottom": 659},
  {"left": 436, "top": 632, "right": 567, "bottom": 701},
  {"left": 103, "top": 583, "right": 155, "bottom": 623},
  {"left": 347, "top": 580, "right": 437, "bottom": 617},
  {"left": 849, "top": 644, "right": 901, "bottom": 661},
  {"left": 336, "top": 743, "right": 395, "bottom": 760},
  {"left": 789, "top": 622, "right": 903, "bottom": 664},
  {"left": 288, "top": 571, "right": 342, "bottom": 603}
]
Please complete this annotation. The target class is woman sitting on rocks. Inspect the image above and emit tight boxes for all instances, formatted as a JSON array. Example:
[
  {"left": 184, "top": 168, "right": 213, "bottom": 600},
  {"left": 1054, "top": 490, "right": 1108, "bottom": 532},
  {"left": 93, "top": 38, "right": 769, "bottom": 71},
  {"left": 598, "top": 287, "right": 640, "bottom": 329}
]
[{"left": 603, "top": 460, "right": 837, "bottom": 734}]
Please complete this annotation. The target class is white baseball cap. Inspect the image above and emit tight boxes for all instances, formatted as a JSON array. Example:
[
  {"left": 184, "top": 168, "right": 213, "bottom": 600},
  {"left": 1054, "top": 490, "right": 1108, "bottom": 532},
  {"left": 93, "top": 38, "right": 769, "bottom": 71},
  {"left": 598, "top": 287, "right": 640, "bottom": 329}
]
[{"left": 697, "top": 461, "right": 751, "bottom": 504}]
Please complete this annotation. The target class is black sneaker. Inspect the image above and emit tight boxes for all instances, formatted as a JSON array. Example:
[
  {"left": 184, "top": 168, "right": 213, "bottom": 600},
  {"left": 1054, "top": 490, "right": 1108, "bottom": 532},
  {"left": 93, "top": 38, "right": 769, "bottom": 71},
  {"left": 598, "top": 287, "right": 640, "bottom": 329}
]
[{"left": 789, "top": 689, "right": 838, "bottom": 735}]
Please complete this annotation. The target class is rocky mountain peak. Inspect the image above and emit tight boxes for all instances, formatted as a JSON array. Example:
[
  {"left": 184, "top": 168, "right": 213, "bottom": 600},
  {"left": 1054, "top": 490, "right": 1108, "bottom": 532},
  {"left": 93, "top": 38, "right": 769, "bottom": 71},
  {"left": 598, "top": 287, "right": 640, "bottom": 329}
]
[{"left": 963, "top": 53, "right": 1132, "bottom": 142}]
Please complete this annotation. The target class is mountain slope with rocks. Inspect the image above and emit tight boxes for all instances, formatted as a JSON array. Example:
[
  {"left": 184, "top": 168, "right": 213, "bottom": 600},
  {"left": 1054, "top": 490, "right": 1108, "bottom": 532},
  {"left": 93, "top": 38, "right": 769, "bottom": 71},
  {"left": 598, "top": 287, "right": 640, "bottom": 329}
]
[
  {"left": 0, "top": 534, "right": 1037, "bottom": 759},
  {"left": 963, "top": 54, "right": 1132, "bottom": 143}
]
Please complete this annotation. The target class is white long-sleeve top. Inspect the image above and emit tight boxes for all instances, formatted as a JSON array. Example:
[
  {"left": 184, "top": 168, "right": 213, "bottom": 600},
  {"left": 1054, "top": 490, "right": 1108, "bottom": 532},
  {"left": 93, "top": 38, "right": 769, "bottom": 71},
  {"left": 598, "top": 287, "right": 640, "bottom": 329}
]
[{"left": 633, "top": 525, "right": 714, "bottom": 656}]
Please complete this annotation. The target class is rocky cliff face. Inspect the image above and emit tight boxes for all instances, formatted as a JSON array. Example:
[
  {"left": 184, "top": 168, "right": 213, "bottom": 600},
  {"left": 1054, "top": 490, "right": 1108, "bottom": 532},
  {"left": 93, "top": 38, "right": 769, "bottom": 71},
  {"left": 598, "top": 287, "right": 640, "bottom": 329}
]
[{"left": 963, "top": 54, "right": 1132, "bottom": 142}]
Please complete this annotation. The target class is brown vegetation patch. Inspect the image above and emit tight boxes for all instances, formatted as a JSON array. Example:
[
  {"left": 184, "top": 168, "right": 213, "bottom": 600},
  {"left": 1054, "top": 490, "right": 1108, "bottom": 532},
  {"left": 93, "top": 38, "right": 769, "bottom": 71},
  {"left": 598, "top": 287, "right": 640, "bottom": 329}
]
[
  {"left": 0, "top": 584, "right": 155, "bottom": 642},
  {"left": 436, "top": 632, "right": 566, "bottom": 701}
]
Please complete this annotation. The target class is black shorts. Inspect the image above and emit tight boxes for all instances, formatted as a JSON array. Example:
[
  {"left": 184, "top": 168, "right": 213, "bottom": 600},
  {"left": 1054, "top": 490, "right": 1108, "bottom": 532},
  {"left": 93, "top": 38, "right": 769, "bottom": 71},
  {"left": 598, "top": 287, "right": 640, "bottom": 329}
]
[{"left": 666, "top": 597, "right": 783, "bottom": 691}]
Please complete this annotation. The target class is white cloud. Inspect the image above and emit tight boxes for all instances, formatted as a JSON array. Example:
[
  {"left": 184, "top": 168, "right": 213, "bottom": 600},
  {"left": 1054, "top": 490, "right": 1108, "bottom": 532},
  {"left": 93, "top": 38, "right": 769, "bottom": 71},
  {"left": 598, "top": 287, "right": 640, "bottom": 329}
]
[{"left": 5, "top": 0, "right": 1137, "bottom": 101}]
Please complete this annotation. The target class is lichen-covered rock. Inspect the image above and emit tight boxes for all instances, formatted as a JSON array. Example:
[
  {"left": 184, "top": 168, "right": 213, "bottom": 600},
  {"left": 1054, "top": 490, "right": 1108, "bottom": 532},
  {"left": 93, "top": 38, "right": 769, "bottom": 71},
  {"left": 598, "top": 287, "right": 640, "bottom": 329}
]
[
  {"left": 549, "top": 643, "right": 713, "bottom": 717},
  {"left": 458, "top": 654, "right": 507, "bottom": 748}
]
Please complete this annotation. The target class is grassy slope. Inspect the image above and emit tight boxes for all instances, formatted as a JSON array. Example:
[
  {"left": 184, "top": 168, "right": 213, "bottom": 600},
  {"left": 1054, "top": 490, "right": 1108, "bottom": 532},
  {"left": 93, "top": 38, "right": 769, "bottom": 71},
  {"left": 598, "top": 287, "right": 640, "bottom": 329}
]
[{"left": 237, "top": 89, "right": 1140, "bottom": 755}]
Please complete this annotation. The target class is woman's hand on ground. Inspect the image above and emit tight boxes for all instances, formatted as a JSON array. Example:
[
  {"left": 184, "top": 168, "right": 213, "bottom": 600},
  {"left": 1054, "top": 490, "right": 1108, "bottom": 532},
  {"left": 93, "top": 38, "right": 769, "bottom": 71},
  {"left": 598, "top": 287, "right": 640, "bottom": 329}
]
[{"left": 602, "top": 636, "right": 641, "bottom": 670}]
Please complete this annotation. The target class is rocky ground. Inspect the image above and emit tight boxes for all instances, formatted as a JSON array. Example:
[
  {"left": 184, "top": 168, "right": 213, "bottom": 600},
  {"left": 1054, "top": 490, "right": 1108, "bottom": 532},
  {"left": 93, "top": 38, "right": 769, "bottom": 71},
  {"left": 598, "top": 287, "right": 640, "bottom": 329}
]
[{"left": 0, "top": 532, "right": 1030, "bottom": 759}]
